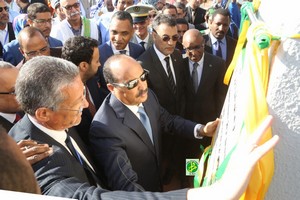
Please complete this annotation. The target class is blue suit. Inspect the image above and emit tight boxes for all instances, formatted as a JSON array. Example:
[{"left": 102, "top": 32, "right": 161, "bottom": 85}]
[
  {"left": 3, "top": 37, "right": 63, "bottom": 66},
  {"left": 98, "top": 41, "right": 144, "bottom": 92}
]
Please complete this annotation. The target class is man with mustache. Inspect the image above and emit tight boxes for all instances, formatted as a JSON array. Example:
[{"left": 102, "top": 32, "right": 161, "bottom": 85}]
[
  {"left": 204, "top": 8, "right": 237, "bottom": 68},
  {"left": 3, "top": 3, "right": 63, "bottom": 66},
  {"left": 50, "top": 0, "right": 99, "bottom": 43},
  {"left": 0, "top": 0, "right": 15, "bottom": 59},
  {"left": 89, "top": 54, "right": 219, "bottom": 192}
]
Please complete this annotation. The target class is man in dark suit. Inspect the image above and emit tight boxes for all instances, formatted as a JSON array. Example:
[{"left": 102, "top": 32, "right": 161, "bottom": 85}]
[
  {"left": 7, "top": 55, "right": 279, "bottom": 200},
  {"left": 0, "top": 62, "right": 19, "bottom": 132},
  {"left": 90, "top": 54, "right": 218, "bottom": 192},
  {"left": 98, "top": 11, "right": 144, "bottom": 92},
  {"left": 185, "top": 0, "right": 206, "bottom": 30},
  {"left": 62, "top": 36, "right": 107, "bottom": 146},
  {"left": 3, "top": 3, "right": 62, "bottom": 66},
  {"left": 137, "top": 14, "right": 187, "bottom": 187},
  {"left": 204, "top": 8, "right": 237, "bottom": 68},
  {"left": 180, "top": 29, "right": 228, "bottom": 187},
  {"left": 0, "top": 1, "right": 15, "bottom": 59}
]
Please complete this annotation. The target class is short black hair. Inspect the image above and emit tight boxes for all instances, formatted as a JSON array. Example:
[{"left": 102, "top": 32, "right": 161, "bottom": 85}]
[
  {"left": 111, "top": 11, "right": 133, "bottom": 26},
  {"left": 27, "top": 3, "right": 51, "bottom": 20},
  {"left": 62, "top": 36, "right": 99, "bottom": 66}
]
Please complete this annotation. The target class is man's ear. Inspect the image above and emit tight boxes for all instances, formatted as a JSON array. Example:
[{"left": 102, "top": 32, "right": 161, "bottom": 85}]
[
  {"left": 78, "top": 61, "right": 89, "bottom": 72},
  {"left": 107, "top": 83, "right": 114, "bottom": 92},
  {"left": 35, "top": 107, "right": 51, "bottom": 123}
]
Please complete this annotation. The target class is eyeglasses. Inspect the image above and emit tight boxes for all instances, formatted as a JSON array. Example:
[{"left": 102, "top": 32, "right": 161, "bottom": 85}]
[
  {"left": 0, "top": 91, "right": 15, "bottom": 95},
  {"left": 52, "top": 87, "right": 86, "bottom": 115},
  {"left": 184, "top": 44, "right": 205, "bottom": 51},
  {"left": 152, "top": 29, "right": 179, "bottom": 42},
  {"left": 0, "top": 6, "right": 9, "bottom": 12},
  {"left": 24, "top": 45, "right": 50, "bottom": 58},
  {"left": 33, "top": 18, "right": 53, "bottom": 25},
  {"left": 62, "top": 2, "right": 80, "bottom": 10},
  {"left": 112, "top": 69, "right": 149, "bottom": 90}
]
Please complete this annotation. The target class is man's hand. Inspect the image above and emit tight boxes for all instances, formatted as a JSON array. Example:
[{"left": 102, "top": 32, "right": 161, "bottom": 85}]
[
  {"left": 17, "top": 140, "right": 53, "bottom": 165},
  {"left": 199, "top": 118, "right": 220, "bottom": 137}
]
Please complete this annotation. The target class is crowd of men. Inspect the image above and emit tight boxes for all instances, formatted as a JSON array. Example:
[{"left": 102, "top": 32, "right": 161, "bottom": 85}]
[{"left": 0, "top": 0, "right": 280, "bottom": 199}]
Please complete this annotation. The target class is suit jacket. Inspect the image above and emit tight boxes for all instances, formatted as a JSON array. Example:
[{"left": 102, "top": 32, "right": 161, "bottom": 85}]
[
  {"left": 137, "top": 46, "right": 186, "bottom": 116},
  {"left": 3, "top": 37, "right": 63, "bottom": 66},
  {"left": 9, "top": 114, "right": 188, "bottom": 199},
  {"left": 0, "top": 22, "right": 15, "bottom": 59},
  {"left": 204, "top": 34, "right": 237, "bottom": 68},
  {"left": 98, "top": 41, "right": 145, "bottom": 91},
  {"left": 183, "top": 53, "right": 227, "bottom": 124},
  {"left": 185, "top": 6, "right": 207, "bottom": 31},
  {"left": 0, "top": 115, "right": 14, "bottom": 133},
  {"left": 130, "top": 33, "right": 154, "bottom": 50},
  {"left": 75, "top": 77, "right": 108, "bottom": 146},
  {"left": 89, "top": 90, "right": 196, "bottom": 192}
]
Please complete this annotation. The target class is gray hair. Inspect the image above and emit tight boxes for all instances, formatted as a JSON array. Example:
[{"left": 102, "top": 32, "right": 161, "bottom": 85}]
[
  {"left": 152, "top": 13, "right": 177, "bottom": 31},
  {"left": 15, "top": 56, "right": 79, "bottom": 115}
]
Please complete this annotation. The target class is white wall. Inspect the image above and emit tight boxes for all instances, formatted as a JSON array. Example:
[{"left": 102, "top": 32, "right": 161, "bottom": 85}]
[{"left": 257, "top": 0, "right": 300, "bottom": 199}]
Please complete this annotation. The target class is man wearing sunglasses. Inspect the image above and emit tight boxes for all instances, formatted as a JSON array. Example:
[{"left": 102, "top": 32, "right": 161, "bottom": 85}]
[
  {"left": 0, "top": 0, "right": 15, "bottom": 60},
  {"left": 137, "top": 13, "right": 188, "bottom": 188},
  {"left": 90, "top": 54, "right": 219, "bottom": 192},
  {"left": 3, "top": 3, "right": 63, "bottom": 66},
  {"left": 126, "top": 4, "right": 154, "bottom": 51},
  {"left": 50, "top": 0, "right": 100, "bottom": 43}
]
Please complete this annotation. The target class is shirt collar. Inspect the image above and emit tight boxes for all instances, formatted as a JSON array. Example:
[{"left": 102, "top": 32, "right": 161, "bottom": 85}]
[
  {"left": 153, "top": 44, "right": 170, "bottom": 62},
  {"left": 28, "top": 115, "right": 67, "bottom": 144},
  {"left": 0, "top": 112, "right": 16, "bottom": 123},
  {"left": 188, "top": 52, "right": 204, "bottom": 67},
  {"left": 111, "top": 42, "right": 130, "bottom": 55},
  {"left": 135, "top": 33, "right": 149, "bottom": 44}
]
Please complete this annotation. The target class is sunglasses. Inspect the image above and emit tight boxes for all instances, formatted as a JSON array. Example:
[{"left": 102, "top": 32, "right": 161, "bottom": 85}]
[
  {"left": 112, "top": 69, "right": 149, "bottom": 90},
  {"left": 0, "top": 6, "right": 9, "bottom": 12},
  {"left": 152, "top": 29, "right": 179, "bottom": 42},
  {"left": 62, "top": 2, "right": 80, "bottom": 10}
]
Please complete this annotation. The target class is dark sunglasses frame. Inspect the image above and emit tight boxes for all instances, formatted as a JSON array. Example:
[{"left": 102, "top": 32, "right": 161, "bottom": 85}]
[
  {"left": 152, "top": 29, "right": 179, "bottom": 42},
  {"left": 112, "top": 69, "right": 149, "bottom": 90},
  {"left": 0, "top": 6, "right": 9, "bottom": 12},
  {"left": 0, "top": 91, "right": 15, "bottom": 95}
]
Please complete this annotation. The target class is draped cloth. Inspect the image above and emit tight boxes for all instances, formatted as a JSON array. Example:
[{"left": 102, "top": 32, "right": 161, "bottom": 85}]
[{"left": 195, "top": 1, "right": 276, "bottom": 199}]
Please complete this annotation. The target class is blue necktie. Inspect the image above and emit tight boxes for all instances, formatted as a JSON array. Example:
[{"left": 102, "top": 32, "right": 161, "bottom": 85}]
[
  {"left": 192, "top": 62, "right": 199, "bottom": 92},
  {"left": 216, "top": 40, "right": 223, "bottom": 59},
  {"left": 119, "top": 50, "right": 126, "bottom": 54},
  {"left": 138, "top": 106, "right": 153, "bottom": 144}
]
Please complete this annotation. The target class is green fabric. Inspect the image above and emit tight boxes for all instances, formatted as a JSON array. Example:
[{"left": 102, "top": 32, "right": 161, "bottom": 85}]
[{"left": 82, "top": 17, "right": 91, "bottom": 37}]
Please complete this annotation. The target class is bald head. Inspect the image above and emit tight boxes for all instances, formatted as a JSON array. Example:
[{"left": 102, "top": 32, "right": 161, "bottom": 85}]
[{"left": 182, "top": 29, "right": 205, "bottom": 62}]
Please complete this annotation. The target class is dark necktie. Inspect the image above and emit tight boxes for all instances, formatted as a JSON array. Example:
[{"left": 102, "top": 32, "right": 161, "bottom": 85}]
[
  {"left": 164, "top": 57, "right": 177, "bottom": 95},
  {"left": 119, "top": 50, "right": 126, "bottom": 54},
  {"left": 85, "top": 88, "right": 96, "bottom": 117},
  {"left": 192, "top": 62, "right": 199, "bottom": 92},
  {"left": 65, "top": 134, "right": 99, "bottom": 186},
  {"left": 216, "top": 40, "right": 223, "bottom": 58},
  {"left": 140, "top": 41, "right": 146, "bottom": 51},
  {"left": 138, "top": 106, "right": 153, "bottom": 144}
]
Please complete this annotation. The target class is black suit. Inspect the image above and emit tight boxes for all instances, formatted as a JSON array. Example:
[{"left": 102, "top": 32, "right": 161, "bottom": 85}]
[
  {"left": 185, "top": 6, "right": 207, "bottom": 31},
  {"left": 138, "top": 46, "right": 187, "bottom": 187},
  {"left": 204, "top": 34, "right": 237, "bottom": 68},
  {"left": 8, "top": 115, "right": 188, "bottom": 199},
  {"left": 0, "top": 115, "right": 13, "bottom": 133},
  {"left": 0, "top": 22, "right": 15, "bottom": 59},
  {"left": 89, "top": 90, "right": 196, "bottom": 192},
  {"left": 75, "top": 77, "right": 108, "bottom": 146}
]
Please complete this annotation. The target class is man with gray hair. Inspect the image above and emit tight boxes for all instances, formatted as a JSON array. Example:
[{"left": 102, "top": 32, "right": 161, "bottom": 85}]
[{"left": 8, "top": 56, "right": 279, "bottom": 199}]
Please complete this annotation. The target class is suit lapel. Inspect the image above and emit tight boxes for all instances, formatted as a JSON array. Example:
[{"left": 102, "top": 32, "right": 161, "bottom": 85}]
[
  {"left": 150, "top": 48, "right": 175, "bottom": 94},
  {"left": 109, "top": 94, "right": 155, "bottom": 154}
]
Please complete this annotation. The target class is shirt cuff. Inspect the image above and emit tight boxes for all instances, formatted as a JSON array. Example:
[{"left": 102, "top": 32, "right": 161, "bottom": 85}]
[{"left": 194, "top": 124, "right": 203, "bottom": 139}]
